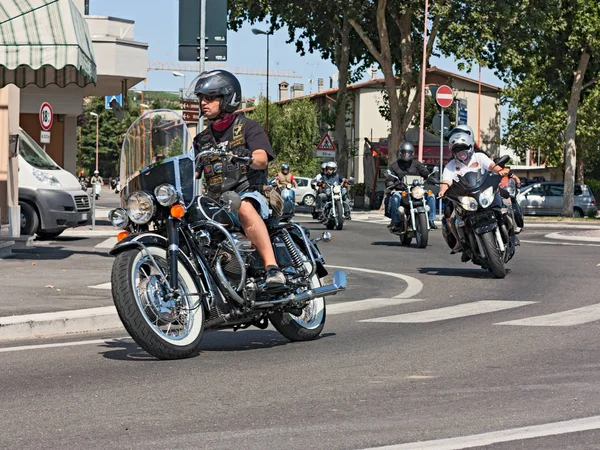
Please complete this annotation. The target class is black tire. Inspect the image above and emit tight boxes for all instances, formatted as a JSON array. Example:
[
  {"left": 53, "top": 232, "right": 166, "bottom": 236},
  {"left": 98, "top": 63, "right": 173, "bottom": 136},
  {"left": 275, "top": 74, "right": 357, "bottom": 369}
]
[
  {"left": 20, "top": 202, "right": 39, "bottom": 236},
  {"left": 326, "top": 221, "right": 335, "bottom": 230},
  {"left": 335, "top": 201, "right": 344, "bottom": 230},
  {"left": 573, "top": 207, "right": 584, "bottom": 218},
  {"left": 270, "top": 274, "right": 326, "bottom": 341},
  {"left": 303, "top": 194, "right": 316, "bottom": 207},
  {"left": 111, "top": 246, "right": 205, "bottom": 360},
  {"left": 36, "top": 230, "right": 64, "bottom": 240},
  {"left": 400, "top": 233, "right": 412, "bottom": 246},
  {"left": 481, "top": 232, "right": 506, "bottom": 278},
  {"left": 415, "top": 213, "right": 429, "bottom": 248}
]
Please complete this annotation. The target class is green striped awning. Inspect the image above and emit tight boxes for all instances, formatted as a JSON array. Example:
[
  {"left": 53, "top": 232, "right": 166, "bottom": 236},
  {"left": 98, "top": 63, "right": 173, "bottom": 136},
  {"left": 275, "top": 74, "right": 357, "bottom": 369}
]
[{"left": 0, "top": 0, "right": 97, "bottom": 88}]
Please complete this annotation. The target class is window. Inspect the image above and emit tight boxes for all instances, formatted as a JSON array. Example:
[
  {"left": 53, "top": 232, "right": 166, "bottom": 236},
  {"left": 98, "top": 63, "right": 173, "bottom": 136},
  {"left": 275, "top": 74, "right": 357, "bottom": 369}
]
[
  {"left": 18, "top": 129, "right": 60, "bottom": 170},
  {"left": 297, "top": 178, "right": 308, "bottom": 187},
  {"left": 574, "top": 185, "right": 583, "bottom": 196},
  {"left": 547, "top": 185, "right": 564, "bottom": 196},
  {"left": 528, "top": 185, "right": 546, "bottom": 196}
]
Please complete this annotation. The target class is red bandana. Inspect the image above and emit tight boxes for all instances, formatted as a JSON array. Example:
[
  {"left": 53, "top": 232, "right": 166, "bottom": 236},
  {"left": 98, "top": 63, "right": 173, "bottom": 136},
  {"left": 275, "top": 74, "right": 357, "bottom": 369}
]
[{"left": 211, "top": 113, "right": 236, "bottom": 131}]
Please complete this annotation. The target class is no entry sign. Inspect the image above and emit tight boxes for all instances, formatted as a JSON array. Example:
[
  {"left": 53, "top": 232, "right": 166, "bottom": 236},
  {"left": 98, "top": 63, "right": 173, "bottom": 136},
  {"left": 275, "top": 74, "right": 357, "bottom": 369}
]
[
  {"left": 435, "top": 85, "right": 453, "bottom": 108},
  {"left": 39, "top": 102, "right": 53, "bottom": 131}
]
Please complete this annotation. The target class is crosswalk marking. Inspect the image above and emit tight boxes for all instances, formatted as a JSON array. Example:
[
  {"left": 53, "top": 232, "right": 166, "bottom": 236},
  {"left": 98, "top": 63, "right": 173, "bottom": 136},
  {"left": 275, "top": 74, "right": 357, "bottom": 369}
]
[
  {"left": 359, "top": 300, "right": 536, "bottom": 323},
  {"left": 497, "top": 303, "right": 600, "bottom": 326},
  {"left": 328, "top": 298, "right": 425, "bottom": 315}
]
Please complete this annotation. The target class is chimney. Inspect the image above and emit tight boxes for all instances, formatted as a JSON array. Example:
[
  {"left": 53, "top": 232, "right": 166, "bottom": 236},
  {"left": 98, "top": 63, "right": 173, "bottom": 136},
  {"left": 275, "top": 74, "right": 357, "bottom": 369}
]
[
  {"left": 291, "top": 83, "right": 304, "bottom": 98},
  {"left": 317, "top": 78, "right": 324, "bottom": 93},
  {"left": 331, "top": 72, "right": 339, "bottom": 87},
  {"left": 370, "top": 66, "right": 378, "bottom": 80},
  {"left": 278, "top": 81, "right": 289, "bottom": 101}
]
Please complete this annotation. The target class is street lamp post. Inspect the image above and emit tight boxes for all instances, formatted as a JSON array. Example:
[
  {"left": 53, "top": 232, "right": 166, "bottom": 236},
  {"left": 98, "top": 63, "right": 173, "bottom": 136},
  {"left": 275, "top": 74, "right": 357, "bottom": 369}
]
[
  {"left": 90, "top": 112, "right": 99, "bottom": 172},
  {"left": 173, "top": 71, "right": 187, "bottom": 98},
  {"left": 252, "top": 28, "right": 271, "bottom": 134}
]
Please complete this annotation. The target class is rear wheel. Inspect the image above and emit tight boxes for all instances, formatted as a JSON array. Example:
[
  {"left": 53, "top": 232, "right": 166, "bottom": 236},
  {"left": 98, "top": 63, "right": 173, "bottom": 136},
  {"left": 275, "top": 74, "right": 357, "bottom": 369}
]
[
  {"left": 400, "top": 233, "right": 412, "bottom": 246},
  {"left": 270, "top": 274, "right": 326, "bottom": 341},
  {"left": 573, "top": 207, "right": 584, "bottom": 218},
  {"left": 415, "top": 213, "right": 429, "bottom": 248},
  {"left": 111, "top": 246, "right": 205, "bottom": 359},
  {"left": 20, "top": 202, "right": 39, "bottom": 236},
  {"left": 481, "top": 232, "right": 506, "bottom": 278}
]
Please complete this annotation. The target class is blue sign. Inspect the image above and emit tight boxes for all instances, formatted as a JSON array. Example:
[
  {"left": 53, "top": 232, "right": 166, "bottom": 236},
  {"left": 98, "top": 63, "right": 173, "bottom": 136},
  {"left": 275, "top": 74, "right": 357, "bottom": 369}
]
[
  {"left": 105, "top": 94, "right": 123, "bottom": 110},
  {"left": 458, "top": 108, "right": 468, "bottom": 125}
]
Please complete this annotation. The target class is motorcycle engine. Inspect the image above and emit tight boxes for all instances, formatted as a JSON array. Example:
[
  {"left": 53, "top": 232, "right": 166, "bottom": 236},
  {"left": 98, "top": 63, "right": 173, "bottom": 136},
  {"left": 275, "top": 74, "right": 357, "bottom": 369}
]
[{"left": 220, "top": 233, "right": 256, "bottom": 282}]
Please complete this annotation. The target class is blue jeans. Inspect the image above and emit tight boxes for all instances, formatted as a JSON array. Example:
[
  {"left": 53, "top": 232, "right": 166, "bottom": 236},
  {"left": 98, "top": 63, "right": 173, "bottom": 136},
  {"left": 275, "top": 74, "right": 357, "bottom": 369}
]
[
  {"left": 387, "top": 192, "right": 436, "bottom": 223},
  {"left": 229, "top": 191, "right": 271, "bottom": 227}
]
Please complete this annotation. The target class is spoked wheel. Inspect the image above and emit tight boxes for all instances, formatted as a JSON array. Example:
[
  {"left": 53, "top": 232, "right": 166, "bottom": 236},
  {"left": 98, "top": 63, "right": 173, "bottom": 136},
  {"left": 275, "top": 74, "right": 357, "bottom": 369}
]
[
  {"left": 303, "top": 194, "right": 316, "bottom": 207},
  {"left": 111, "top": 246, "right": 205, "bottom": 359},
  {"left": 270, "top": 274, "right": 326, "bottom": 341}
]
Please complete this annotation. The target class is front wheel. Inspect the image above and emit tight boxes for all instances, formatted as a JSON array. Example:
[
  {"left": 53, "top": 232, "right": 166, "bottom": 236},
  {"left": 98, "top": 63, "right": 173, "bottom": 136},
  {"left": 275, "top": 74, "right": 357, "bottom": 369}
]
[
  {"left": 303, "top": 194, "right": 316, "bottom": 207},
  {"left": 415, "top": 213, "right": 429, "bottom": 248},
  {"left": 270, "top": 274, "right": 326, "bottom": 341},
  {"left": 111, "top": 246, "right": 205, "bottom": 359},
  {"left": 481, "top": 232, "right": 506, "bottom": 278},
  {"left": 335, "top": 201, "right": 344, "bottom": 230}
]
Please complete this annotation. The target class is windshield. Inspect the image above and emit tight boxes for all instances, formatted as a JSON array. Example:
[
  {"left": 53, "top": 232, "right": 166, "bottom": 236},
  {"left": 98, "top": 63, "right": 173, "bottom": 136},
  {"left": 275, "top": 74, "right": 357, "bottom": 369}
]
[{"left": 19, "top": 129, "right": 61, "bottom": 170}]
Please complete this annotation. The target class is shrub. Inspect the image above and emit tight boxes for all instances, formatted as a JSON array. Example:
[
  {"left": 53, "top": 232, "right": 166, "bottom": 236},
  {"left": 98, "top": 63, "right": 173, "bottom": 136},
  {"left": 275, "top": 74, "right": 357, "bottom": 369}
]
[{"left": 587, "top": 206, "right": 598, "bottom": 219}]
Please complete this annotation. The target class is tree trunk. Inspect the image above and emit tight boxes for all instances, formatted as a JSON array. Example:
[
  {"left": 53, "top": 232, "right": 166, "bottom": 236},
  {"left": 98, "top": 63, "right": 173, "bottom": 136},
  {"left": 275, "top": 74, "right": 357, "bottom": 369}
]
[
  {"left": 334, "top": 17, "right": 351, "bottom": 177},
  {"left": 576, "top": 154, "right": 585, "bottom": 184},
  {"left": 562, "top": 49, "right": 589, "bottom": 216}
]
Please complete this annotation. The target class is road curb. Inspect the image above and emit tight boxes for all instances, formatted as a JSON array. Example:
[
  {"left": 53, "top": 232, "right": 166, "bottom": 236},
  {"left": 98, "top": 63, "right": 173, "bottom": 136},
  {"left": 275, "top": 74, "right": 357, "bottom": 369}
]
[{"left": 0, "top": 307, "right": 123, "bottom": 341}]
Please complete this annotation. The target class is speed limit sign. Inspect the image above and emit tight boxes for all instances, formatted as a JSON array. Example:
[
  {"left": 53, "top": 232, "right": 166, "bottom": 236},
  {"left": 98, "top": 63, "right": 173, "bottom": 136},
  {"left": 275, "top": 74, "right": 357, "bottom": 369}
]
[{"left": 39, "top": 102, "right": 53, "bottom": 131}]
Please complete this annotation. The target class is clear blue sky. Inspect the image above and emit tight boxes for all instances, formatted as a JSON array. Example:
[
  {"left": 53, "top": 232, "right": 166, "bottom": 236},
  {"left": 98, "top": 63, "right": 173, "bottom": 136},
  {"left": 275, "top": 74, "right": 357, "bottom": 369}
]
[{"left": 90, "top": 0, "right": 503, "bottom": 100}]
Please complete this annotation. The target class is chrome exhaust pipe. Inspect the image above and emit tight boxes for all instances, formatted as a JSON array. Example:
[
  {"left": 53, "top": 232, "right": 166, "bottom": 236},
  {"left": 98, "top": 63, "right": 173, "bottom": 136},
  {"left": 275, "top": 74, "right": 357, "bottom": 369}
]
[{"left": 254, "top": 270, "right": 347, "bottom": 308}]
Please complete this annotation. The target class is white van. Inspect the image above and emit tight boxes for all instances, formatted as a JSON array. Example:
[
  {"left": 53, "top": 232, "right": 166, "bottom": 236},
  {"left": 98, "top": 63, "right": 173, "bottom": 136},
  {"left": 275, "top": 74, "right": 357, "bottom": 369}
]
[{"left": 18, "top": 128, "right": 90, "bottom": 238}]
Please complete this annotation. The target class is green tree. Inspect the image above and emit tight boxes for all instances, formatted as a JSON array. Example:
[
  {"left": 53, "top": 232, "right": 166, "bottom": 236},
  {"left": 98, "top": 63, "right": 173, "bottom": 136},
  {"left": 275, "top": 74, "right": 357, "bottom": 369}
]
[{"left": 248, "top": 99, "right": 321, "bottom": 177}]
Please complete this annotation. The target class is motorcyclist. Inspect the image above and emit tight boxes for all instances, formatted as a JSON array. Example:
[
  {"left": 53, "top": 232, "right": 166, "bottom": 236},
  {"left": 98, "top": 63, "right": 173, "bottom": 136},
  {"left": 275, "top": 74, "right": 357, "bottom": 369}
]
[
  {"left": 438, "top": 129, "right": 509, "bottom": 252},
  {"left": 276, "top": 164, "right": 297, "bottom": 189},
  {"left": 314, "top": 161, "right": 348, "bottom": 219},
  {"left": 90, "top": 170, "right": 103, "bottom": 186},
  {"left": 384, "top": 141, "right": 437, "bottom": 231},
  {"left": 499, "top": 167, "right": 524, "bottom": 233},
  {"left": 192, "top": 69, "right": 285, "bottom": 287}
]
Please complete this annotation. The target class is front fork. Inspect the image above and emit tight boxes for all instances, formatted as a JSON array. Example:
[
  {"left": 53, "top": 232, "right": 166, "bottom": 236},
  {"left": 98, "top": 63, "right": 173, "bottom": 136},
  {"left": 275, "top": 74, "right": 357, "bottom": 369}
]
[
  {"left": 408, "top": 198, "right": 417, "bottom": 230},
  {"left": 167, "top": 217, "right": 180, "bottom": 293}
]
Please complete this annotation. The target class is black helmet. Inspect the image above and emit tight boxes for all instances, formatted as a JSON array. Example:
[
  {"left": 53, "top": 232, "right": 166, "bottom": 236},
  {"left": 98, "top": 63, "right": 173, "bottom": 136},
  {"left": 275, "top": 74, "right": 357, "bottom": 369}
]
[
  {"left": 281, "top": 164, "right": 290, "bottom": 172},
  {"left": 194, "top": 70, "right": 241, "bottom": 114},
  {"left": 398, "top": 141, "right": 415, "bottom": 162}
]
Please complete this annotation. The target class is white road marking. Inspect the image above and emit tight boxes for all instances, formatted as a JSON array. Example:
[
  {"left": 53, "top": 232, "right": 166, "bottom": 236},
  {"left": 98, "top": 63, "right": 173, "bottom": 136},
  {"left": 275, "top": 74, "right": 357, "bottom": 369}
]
[
  {"left": 497, "top": 303, "right": 600, "bottom": 326},
  {"left": 0, "top": 337, "right": 130, "bottom": 353},
  {"left": 95, "top": 236, "right": 117, "bottom": 249},
  {"left": 519, "top": 239, "right": 600, "bottom": 248},
  {"left": 88, "top": 282, "right": 112, "bottom": 290},
  {"left": 362, "top": 415, "right": 600, "bottom": 450},
  {"left": 360, "top": 301, "right": 536, "bottom": 323},
  {"left": 328, "top": 265, "right": 424, "bottom": 299},
  {"left": 328, "top": 298, "right": 425, "bottom": 315},
  {"left": 545, "top": 232, "right": 600, "bottom": 243}
]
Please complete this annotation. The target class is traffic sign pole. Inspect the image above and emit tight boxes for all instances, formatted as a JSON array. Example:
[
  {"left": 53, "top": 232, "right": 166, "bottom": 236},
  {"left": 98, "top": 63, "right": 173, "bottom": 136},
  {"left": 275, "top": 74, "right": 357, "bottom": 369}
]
[
  {"left": 199, "top": 0, "right": 206, "bottom": 131},
  {"left": 439, "top": 107, "right": 444, "bottom": 219}
]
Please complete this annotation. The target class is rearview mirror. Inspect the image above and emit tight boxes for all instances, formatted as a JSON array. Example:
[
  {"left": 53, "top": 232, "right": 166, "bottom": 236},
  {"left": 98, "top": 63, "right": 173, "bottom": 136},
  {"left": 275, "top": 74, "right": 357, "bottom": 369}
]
[{"left": 432, "top": 166, "right": 440, "bottom": 173}]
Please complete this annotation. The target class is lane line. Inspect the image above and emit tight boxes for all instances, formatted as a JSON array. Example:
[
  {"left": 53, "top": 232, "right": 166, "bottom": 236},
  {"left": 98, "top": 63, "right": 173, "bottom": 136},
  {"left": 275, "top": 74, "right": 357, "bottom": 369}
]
[
  {"left": 362, "top": 415, "right": 600, "bottom": 449},
  {"left": 545, "top": 232, "right": 600, "bottom": 243},
  {"left": 328, "top": 265, "right": 423, "bottom": 299},
  {"left": 359, "top": 301, "right": 536, "bottom": 324},
  {"left": 0, "top": 337, "right": 130, "bottom": 353},
  {"left": 519, "top": 239, "right": 600, "bottom": 248},
  {"left": 88, "top": 282, "right": 112, "bottom": 290},
  {"left": 328, "top": 298, "right": 425, "bottom": 315},
  {"left": 497, "top": 303, "right": 600, "bottom": 326}
]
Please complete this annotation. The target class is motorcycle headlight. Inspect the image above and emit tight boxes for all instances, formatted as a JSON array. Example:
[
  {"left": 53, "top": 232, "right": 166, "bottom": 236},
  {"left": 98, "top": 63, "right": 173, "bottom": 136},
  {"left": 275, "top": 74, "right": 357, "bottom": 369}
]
[
  {"left": 126, "top": 191, "right": 155, "bottom": 224},
  {"left": 458, "top": 196, "right": 479, "bottom": 211},
  {"left": 325, "top": 188, "right": 331, "bottom": 195},
  {"left": 32, "top": 168, "right": 61, "bottom": 187},
  {"left": 154, "top": 184, "right": 178, "bottom": 206},
  {"left": 479, "top": 186, "right": 495, "bottom": 208},
  {"left": 333, "top": 185, "right": 341, "bottom": 194},
  {"left": 108, "top": 208, "right": 129, "bottom": 229},
  {"left": 411, "top": 186, "right": 425, "bottom": 199}
]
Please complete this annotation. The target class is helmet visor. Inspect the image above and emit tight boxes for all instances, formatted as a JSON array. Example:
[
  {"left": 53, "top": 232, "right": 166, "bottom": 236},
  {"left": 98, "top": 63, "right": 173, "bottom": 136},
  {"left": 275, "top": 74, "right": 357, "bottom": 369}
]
[{"left": 453, "top": 145, "right": 471, "bottom": 161}]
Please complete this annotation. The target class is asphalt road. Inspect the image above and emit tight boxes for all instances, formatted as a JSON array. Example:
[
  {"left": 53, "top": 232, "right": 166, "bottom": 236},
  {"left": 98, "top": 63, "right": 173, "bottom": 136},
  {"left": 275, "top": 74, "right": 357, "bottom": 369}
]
[{"left": 1, "top": 210, "right": 599, "bottom": 449}]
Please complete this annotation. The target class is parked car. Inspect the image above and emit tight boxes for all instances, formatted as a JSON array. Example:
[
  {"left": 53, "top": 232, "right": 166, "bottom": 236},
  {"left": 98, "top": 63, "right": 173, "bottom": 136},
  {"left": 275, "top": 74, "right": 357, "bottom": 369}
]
[
  {"left": 268, "top": 176, "right": 317, "bottom": 206},
  {"left": 517, "top": 182, "right": 596, "bottom": 217}
]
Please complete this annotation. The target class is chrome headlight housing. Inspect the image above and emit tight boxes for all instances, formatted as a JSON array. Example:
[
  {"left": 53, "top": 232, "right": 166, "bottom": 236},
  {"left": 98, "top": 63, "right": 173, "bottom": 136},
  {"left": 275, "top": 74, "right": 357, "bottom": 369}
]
[
  {"left": 333, "top": 185, "right": 342, "bottom": 194},
  {"left": 126, "top": 191, "right": 155, "bottom": 224},
  {"left": 108, "top": 208, "right": 129, "bottom": 229},
  {"left": 479, "top": 186, "right": 495, "bottom": 208},
  {"left": 411, "top": 186, "right": 425, "bottom": 199},
  {"left": 458, "top": 196, "right": 479, "bottom": 211},
  {"left": 154, "top": 184, "right": 178, "bottom": 206}
]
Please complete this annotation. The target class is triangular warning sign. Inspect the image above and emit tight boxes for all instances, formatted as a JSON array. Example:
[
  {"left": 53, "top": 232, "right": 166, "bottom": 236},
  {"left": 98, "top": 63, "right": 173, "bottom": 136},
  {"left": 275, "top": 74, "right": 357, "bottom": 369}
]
[{"left": 316, "top": 132, "right": 336, "bottom": 151}]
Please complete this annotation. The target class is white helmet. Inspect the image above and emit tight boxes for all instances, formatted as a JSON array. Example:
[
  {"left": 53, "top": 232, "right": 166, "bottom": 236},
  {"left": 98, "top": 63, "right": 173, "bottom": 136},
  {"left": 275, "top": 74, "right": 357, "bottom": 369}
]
[
  {"left": 449, "top": 131, "right": 474, "bottom": 162},
  {"left": 448, "top": 124, "right": 474, "bottom": 138},
  {"left": 325, "top": 161, "right": 337, "bottom": 173}
]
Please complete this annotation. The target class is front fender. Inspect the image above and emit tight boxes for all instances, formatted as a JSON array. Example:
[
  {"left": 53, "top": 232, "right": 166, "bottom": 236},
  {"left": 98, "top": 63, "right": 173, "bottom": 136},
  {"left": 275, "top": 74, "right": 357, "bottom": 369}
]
[{"left": 108, "top": 233, "right": 168, "bottom": 256}]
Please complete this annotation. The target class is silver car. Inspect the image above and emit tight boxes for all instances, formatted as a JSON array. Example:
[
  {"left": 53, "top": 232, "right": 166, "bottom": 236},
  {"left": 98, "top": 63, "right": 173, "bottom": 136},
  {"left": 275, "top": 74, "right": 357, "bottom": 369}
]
[{"left": 518, "top": 182, "right": 597, "bottom": 217}]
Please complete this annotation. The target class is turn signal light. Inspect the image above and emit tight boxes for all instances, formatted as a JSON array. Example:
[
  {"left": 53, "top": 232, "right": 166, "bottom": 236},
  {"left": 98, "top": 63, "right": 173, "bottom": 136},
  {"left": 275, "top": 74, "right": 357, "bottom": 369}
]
[
  {"left": 428, "top": 190, "right": 433, "bottom": 195},
  {"left": 401, "top": 191, "right": 408, "bottom": 197},
  {"left": 170, "top": 204, "right": 185, "bottom": 219},
  {"left": 117, "top": 231, "right": 130, "bottom": 242}
]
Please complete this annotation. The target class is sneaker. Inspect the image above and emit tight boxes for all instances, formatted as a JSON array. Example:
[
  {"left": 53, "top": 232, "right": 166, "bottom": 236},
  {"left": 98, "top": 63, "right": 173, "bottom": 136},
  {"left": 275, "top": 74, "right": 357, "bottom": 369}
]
[
  {"left": 429, "top": 220, "right": 438, "bottom": 230},
  {"left": 450, "top": 245, "right": 463, "bottom": 254},
  {"left": 265, "top": 267, "right": 286, "bottom": 287}
]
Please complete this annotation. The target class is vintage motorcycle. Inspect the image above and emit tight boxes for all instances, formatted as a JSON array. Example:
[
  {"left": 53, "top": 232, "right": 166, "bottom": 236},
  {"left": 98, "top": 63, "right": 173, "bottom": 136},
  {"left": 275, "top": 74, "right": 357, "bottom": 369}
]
[
  {"left": 441, "top": 164, "right": 518, "bottom": 278},
  {"left": 108, "top": 110, "right": 347, "bottom": 360},
  {"left": 385, "top": 169, "right": 438, "bottom": 248},
  {"left": 317, "top": 179, "right": 352, "bottom": 230}
]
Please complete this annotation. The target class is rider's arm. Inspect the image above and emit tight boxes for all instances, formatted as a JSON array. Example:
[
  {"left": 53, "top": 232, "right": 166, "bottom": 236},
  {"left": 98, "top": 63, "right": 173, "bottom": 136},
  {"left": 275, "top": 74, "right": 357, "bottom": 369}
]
[
  {"left": 488, "top": 161, "right": 509, "bottom": 177},
  {"left": 416, "top": 162, "right": 430, "bottom": 178},
  {"left": 245, "top": 120, "right": 274, "bottom": 170},
  {"left": 250, "top": 149, "right": 269, "bottom": 170}
]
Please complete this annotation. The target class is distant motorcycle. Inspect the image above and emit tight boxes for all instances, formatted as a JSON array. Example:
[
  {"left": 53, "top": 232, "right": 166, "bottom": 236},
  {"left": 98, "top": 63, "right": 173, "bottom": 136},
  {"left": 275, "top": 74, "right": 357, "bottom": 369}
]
[
  {"left": 386, "top": 168, "right": 438, "bottom": 248},
  {"left": 441, "top": 161, "right": 518, "bottom": 278},
  {"left": 92, "top": 182, "right": 101, "bottom": 200},
  {"left": 318, "top": 178, "right": 353, "bottom": 230},
  {"left": 279, "top": 183, "right": 296, "bottom": 216}
]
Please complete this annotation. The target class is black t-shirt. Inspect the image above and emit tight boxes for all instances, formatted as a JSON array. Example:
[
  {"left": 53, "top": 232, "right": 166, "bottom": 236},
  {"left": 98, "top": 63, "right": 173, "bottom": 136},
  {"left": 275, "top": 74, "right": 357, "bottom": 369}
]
[{"left": 194, "top": 116, "right": 274, "bottom": 195}]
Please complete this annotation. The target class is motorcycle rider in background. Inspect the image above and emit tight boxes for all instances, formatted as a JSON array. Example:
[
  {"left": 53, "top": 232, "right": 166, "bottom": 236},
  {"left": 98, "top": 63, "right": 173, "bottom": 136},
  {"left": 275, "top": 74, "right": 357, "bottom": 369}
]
[
  {"left": 385, "top": 142, "right": 437, "bottom": 231},
  {"left": 314, "top": 161, "right": 349, "bottom": 219},
  {"left": 438, "top": 130, "right": 509, "bottom": 252},
  {"left": 276, "top": 163, "right": 297, "bottom": 188},
  {"left": 192, "top": 69, "right": 285, "bottom": 287}
]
